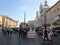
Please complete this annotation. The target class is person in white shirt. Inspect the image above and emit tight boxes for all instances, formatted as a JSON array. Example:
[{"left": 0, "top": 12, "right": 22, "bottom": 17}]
[
  {"left": 9, "top": 28, "right": 13, "bottom": 34},
  {"left": 48, "top": 26, "right": 53, "bottom": 41}
]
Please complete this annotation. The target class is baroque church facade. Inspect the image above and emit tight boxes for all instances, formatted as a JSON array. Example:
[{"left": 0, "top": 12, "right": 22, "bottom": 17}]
[
  {"left": 35, "top": 0, "right": 49, "bottom": 27},
  {"left": 28, "top": 0, "right": 60, "bottom": 28}
]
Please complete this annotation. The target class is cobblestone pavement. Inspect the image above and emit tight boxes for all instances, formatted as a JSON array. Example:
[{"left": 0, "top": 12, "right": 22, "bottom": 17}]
[{"left": 0, "top": 32, "right": 60, "bottom": 45}]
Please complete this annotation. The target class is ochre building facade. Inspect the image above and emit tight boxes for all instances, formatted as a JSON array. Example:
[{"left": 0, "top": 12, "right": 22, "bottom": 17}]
[{"left": 0, "top": 15, "right": 20, "bottom": 28}]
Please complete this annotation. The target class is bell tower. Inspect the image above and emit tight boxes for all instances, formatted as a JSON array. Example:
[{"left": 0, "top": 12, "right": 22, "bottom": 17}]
[{"left": 39, "top": 3, "right": 43, "bottom": 13}]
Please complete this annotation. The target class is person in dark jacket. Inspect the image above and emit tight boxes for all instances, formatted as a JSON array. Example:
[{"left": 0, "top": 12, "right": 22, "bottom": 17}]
[
  {"left": 19, "top": 25, "right": 23, "bottom": 38},
  {"left": 43, "top": 25, "right": 49, "bottom": 41}
]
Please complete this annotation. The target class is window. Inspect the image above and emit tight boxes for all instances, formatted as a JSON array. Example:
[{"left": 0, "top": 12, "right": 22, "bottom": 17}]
[
  {"left": 57, "top": 7, "right": 59, "bottom": 11},
  {"left": 54, "top": 9, "right": 56, "bottom": 13}
]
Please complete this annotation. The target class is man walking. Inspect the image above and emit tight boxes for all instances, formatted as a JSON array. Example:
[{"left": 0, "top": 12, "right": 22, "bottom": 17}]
[
  {"left": 42, "top": 25, "right": 49, "bottom": 41},
  {"left": 19, "top": 25, "right": 23, "bottom": 38}
]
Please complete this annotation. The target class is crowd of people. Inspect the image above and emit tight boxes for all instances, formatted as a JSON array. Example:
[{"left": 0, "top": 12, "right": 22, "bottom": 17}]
[
  {"left": 2, "top": 27, "right": 13, "bottom": 35},
  {"left": 19, "top": 25, "right": 53, "bottom": 41},
  {"left": 19, "top": 25, "right": 29, "bottom": 38},
  {"left": 41, "top": 25, "right": 53, "bottom": 42},
  {"left": 1, "top": 24, "right": 54, "bottom": 42}
]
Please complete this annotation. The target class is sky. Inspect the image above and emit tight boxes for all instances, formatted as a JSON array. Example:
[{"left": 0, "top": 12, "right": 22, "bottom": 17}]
[{"left": 0, "top": 0, "right": 59, "bottom": 22}]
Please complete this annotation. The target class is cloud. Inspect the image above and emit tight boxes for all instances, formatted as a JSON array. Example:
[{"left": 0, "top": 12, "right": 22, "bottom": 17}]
[
  {"left": 47, "top": 0, "right": 58, "bottom": 7},
  {"left": 19, "top": 6, "right": 29, "bottom": 10}
]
